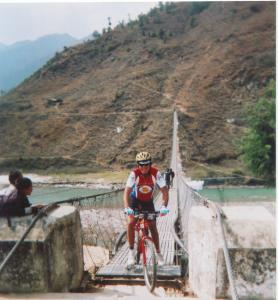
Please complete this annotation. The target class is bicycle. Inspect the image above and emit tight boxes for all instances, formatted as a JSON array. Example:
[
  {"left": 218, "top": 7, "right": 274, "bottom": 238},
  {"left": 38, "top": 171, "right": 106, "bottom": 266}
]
[{"left": 128, "top": 210, "right": 161, "bottom": 292}]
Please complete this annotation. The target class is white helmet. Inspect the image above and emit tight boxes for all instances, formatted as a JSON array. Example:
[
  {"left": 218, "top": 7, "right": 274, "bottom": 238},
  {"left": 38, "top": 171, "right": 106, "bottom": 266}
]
[{"left": 136, "top": 152, "right": 152, "bottom": 165}]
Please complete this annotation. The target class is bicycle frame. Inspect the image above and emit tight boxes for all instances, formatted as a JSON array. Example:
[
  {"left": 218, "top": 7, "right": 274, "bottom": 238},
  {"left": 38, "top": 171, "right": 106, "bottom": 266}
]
[{"left": 134, "top": 211, "right": 160, "bottom": 265}]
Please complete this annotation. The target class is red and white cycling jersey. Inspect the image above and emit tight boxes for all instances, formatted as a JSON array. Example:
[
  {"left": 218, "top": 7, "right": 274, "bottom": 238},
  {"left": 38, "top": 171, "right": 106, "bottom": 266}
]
[{"left": 126, "top": 166, "right": 166, "bottom": 202}]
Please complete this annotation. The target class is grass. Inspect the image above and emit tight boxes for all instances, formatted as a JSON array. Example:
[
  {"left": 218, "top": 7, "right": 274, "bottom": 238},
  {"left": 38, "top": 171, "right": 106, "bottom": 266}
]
[
  {"left": 47, "top": 169, "right": 130, "bottom": 184},
  {"left": 184, "top": 159, "right": 251, "bottom": 180}
]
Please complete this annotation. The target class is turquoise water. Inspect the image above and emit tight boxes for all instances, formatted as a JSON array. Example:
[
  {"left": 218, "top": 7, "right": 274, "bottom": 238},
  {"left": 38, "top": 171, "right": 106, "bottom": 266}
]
[
  {"left": 29, "top": 186, "right": 276, "bottom": 206},
  {"left": 199, "top": 187, "right": 276, "bottom": 203},
  {"left": 30, "top": 186, "right": 111, "bottom": 204}
]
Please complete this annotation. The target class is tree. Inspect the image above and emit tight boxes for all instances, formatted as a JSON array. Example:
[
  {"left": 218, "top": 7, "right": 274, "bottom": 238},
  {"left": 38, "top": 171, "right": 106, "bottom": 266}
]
[
  {"left": 189, "top": 2, "right": 211, "bottom": 16},
  {"left": 107, "top": 17, "right": 112, "bottom": 32},
  {"left": 239, "top": 80, "right": 276, "bottom": 184},
  {"left": 92, "top": 30, "right": 100, "bottom": 39},
  {"left": 158, "top": 2, "right": 165, "bottom": 11}
]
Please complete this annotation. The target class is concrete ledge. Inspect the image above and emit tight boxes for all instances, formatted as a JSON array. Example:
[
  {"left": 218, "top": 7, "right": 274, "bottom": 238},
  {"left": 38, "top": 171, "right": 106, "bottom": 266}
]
[
  {"left": 188, "top": 205, "right": 276, "bottom": 299},
  {"left": 0, "top": 205, "right": 84, "bottom": 292}
]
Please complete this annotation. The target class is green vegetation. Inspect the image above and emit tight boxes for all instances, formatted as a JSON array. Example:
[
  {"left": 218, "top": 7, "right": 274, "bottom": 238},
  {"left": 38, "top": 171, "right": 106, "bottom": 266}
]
[
  {"left": 92, "top": 30, "right": 101, "bottom": 39},
  {"left": 239, "top": 80, "right": 276, "bottom": 184},
  {"left": 158, "top": 2, "right": 176, "bottom": 14},
  {"left": 138, "top": 14, "right": 149, "bottom": 27},
  {"left": 189, "top": 2, "right": 211, "bottom": 16},
  {"left": 190, "top": 16, "right": 197, "bottom": 28},
  {"left": 250, "top": 4, "right": 262, "bottom": 13}
]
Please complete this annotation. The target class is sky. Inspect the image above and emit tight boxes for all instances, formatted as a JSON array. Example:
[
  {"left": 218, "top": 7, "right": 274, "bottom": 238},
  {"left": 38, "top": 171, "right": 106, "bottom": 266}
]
[{"left": 0, "top": 1, "right": 158, "bottom": 45}]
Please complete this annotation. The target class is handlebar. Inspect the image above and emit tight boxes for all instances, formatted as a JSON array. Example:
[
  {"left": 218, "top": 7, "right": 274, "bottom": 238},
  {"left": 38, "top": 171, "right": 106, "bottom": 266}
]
[{"left": 125, "top": 210, "right": 160, "bottom": 220}]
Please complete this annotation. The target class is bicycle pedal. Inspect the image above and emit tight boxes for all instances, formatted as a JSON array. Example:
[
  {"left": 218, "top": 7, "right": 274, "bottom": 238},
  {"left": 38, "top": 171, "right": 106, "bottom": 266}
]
[
  {"left": 126, "top": 264, "right": 134, "bottom": 271},
  {"left": 134, "top": 265, "right": 143, "bottom": 273}
]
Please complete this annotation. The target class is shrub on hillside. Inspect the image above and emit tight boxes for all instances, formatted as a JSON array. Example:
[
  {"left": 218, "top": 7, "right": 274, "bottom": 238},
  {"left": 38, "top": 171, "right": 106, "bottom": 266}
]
[
  {"left": 189, "top": 2, "right": 211, "bottom": 16},
  {"left": 239, "top": 80, "right": 276, "bottom": 184}
]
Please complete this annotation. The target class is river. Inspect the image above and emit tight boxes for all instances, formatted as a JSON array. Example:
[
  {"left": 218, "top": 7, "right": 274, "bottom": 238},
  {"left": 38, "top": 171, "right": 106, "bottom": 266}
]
[
  {"left": 30, "top": 186, "right": 111, "bottom": 204},
  {"left": 29, "top": 185, "right": 276, "bottom": 205},
  {"left": 199, "top": 186, "right": 276, "bottom": 202}
]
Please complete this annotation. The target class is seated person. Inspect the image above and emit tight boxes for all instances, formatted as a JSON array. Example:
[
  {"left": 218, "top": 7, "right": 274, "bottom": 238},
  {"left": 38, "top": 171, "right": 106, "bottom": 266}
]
[
  {"left": 0, "top": 177, "right": 44, "bottom": 217},
  {"left": 0, "top": 170, "right": 23, "bottom": 196}
]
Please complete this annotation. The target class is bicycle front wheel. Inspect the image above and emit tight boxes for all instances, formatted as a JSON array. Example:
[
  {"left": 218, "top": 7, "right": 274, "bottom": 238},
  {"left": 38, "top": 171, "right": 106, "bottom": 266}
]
[{"left": 143, "top": 239, "right": 157, "bottom": 292}]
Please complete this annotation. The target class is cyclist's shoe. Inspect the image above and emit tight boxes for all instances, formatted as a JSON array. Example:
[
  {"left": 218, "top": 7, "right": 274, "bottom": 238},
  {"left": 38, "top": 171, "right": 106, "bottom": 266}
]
[
  {"left": 127, "top": 249, "right": 135, "bottom": 269},
  {"left": 156, "top": 253, "right": 165, "bottom": 266}
]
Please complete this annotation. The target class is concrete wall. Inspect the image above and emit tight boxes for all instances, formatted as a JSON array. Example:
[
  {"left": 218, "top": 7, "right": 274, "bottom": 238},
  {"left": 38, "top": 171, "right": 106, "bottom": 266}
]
[
  {"left": 0, "top": 205, "right": 84, "bottom": 292},
  {"left": 188, "top": 205, "right": 276, "bottom": 299}
]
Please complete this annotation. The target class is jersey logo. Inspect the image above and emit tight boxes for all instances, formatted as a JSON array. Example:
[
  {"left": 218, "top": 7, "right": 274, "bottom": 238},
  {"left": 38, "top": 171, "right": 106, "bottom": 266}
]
[{"left": 138, "top": 185, "right": 152, "bottom": 194}]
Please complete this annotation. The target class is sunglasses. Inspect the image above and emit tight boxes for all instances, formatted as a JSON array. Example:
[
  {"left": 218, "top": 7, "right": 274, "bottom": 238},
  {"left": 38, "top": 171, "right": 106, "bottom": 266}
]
[{"left": 138, "top": 163, "right": 151, "bottom": 167}]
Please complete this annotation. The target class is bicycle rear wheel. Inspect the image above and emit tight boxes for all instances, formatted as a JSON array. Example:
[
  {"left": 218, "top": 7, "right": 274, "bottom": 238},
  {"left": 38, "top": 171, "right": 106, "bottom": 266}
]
[{"left": 143, "top": 239, "right": 157, "bottom": 292}]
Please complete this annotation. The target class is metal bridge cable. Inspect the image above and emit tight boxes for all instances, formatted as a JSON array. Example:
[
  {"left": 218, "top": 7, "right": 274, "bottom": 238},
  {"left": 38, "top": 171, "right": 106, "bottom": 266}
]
[
  {"left": 0, "top": 109, "right": 173, "bottom": 118},
  {"left": 169, "top": 110, "right": 189, "bottom": 259}
]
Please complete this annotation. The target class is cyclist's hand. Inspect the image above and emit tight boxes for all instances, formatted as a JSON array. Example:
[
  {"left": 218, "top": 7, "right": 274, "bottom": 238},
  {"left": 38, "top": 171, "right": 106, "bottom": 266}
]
[
  {"left": 160, "top": 205, "right": 169, "bottom": 216},
  {"left": 124, "top": 207, "right": 134, "bottom": 216}
]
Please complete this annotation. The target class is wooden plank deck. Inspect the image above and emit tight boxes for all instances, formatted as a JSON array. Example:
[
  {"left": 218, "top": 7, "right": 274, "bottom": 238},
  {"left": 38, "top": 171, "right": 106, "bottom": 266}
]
[{"left": 96, "top": 188, "right": 180, "bottom": 279}]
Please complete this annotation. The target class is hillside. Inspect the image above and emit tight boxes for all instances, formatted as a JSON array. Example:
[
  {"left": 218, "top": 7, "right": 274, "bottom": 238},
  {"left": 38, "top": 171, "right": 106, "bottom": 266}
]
[
  {"left": 0, "top": 34, "right": 79, "bottom": 91},
  {"left": 0, "top": 2, "right": 275, "bottom": 178}
]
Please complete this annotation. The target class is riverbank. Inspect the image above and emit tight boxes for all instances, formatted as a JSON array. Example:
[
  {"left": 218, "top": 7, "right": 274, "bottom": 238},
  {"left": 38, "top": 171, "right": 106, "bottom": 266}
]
[{"left": 0, "top": 170, "right": 128, "bottom": 190}]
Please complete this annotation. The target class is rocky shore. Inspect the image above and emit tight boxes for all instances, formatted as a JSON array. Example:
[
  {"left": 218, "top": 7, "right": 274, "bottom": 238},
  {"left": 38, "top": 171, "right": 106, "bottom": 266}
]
[{"left": 0, "top": 173, "right": 126, "bottom": 191}]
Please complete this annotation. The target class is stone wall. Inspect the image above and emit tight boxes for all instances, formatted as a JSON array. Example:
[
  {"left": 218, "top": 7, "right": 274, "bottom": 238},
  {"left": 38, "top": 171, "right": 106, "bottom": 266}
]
[
  {"left": 188, "top": 205, "right": 276, "bottom": 299},
  {"left": 0, "top": 205, "right": 84, "bottom": 292}
]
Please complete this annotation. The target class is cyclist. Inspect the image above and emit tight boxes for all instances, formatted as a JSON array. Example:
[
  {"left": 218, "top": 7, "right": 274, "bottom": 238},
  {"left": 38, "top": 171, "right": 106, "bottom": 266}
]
[
  {"left": 169, "top": 168, "right": 175, "bottom": 188},
  {"left": 164, "top": 168, "right": 175, "bottom": 189},
  {"left": 164, "top": 168, "right": 171, "bottom": 189},
  {"left": 124, "top": 151, "right": 169, "bottom": 268}
]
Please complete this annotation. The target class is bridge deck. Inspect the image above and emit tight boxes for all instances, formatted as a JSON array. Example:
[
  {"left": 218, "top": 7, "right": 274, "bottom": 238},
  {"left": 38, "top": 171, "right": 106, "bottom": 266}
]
[{"left": 96, "top": 188, "right": 180, "bottom": 279}]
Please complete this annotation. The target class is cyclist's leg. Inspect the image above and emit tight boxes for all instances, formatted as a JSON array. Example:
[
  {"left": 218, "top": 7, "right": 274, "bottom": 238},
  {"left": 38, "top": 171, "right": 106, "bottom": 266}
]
[
  {"left": 127, "top": 197, "right": 140, "bottom": 267},
  {"left": 141, "top": 200, "right": 160, "bottom": 253},
  {"left": 127, "top": 196, "right": 138, "bottom": 249},
  {"left": 127, "top": 217, "right": 136, "bottom": 248}
]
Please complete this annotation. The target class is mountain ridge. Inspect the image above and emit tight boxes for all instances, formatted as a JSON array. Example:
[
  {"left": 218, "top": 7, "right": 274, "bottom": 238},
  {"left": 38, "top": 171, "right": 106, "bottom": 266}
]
[
  {"left": 0, "top": 33, "right": 80, "bottom": 91},
  {"left": 0, "top": 2, "right": 275, "bottom": 178}
]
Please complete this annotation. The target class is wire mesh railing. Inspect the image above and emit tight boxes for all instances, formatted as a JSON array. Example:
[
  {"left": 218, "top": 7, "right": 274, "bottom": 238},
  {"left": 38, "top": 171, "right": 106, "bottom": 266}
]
[
  {"left": 55, "top": 189, "right": 127, "bottom": 274},
  {"left": 177, "top": 176, "right": 206, "bottom": 252}
]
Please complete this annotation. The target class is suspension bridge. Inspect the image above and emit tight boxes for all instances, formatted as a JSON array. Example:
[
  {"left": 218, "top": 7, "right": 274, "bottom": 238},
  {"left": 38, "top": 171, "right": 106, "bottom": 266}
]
[
  {"left": 78, "top": 110, "right": 188, "bottom": 284},
  {"left": 0, "top": 110, "right": 275, "bottom": 300}
]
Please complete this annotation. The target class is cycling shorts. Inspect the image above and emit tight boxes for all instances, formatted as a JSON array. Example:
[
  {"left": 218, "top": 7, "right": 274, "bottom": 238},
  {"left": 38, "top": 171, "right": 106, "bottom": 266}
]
[{"left": 130, "top": 196, "right": 155, "bottom": 212}]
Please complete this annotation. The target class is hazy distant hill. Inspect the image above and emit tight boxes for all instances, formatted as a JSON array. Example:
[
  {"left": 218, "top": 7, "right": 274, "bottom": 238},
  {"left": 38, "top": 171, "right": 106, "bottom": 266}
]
[
  {"left": 0, "top": 43, "right": 6, "bottom": 52},
  {"left": 0, "top": 34, "right": 79, "bottom": 91},
  {"left": 0, "top": 2, "right": 275, "bottom": 177}
]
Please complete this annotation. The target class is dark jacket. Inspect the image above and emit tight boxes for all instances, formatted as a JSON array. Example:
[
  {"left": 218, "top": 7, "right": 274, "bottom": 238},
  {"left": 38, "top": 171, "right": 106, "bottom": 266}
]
[{"left": 0, "top": 189, "right": 31, "bottom": 217}]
